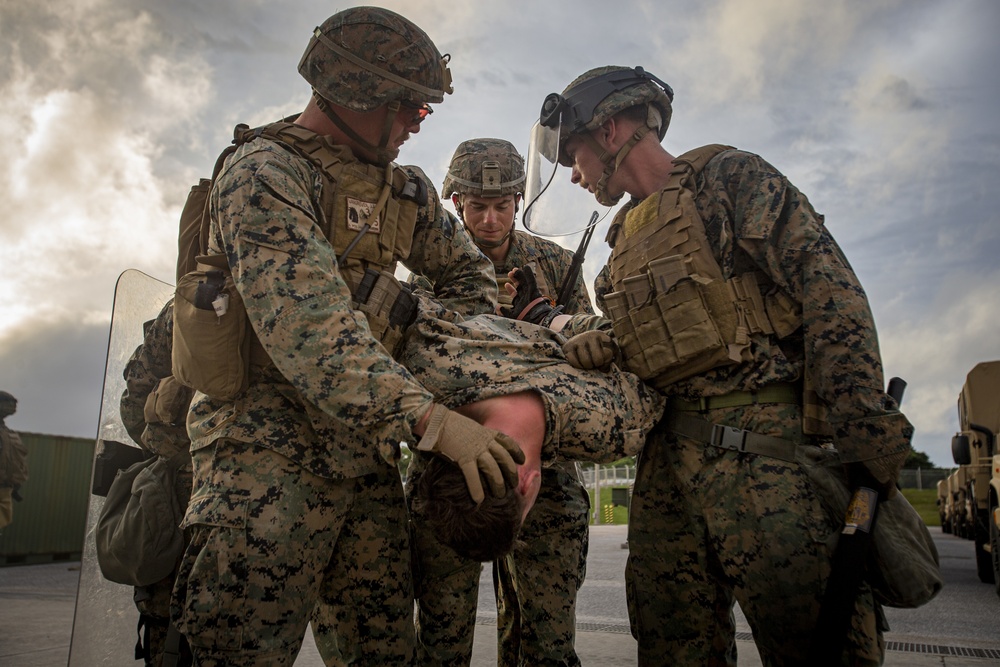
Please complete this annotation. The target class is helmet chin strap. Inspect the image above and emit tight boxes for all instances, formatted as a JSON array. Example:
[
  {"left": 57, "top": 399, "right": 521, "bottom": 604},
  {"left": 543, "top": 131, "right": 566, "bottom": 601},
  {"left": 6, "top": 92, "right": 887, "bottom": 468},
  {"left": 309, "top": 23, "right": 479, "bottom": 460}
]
[
  {"left": 581, "top": 119, "right": 654, "bottom": 207},
  {"left": 313, "top": 90, "right": 400, "bottom": 166}
]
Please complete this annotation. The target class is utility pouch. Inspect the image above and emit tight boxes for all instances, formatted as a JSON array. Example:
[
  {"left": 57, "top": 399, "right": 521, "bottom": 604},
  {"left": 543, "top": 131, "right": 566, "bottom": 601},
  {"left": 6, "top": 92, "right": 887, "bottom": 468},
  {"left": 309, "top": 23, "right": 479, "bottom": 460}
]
[
  {"left": 96, "top": 450, "right": 192, "bottom": 588},
  {"left": 143, "top": 375, "right": 193, "bottom": 426},
  {"left": 798, "top": 446, "right": 942, "bottom": 609},
  {"left": 172, "top": 255, "right": 251, "bottom": 400},
  {"left": 353, "top": 268, "right": 418, "bottom": 358},
  {"left": 607, "top": 267, "right": 735, "bottom": 391}
]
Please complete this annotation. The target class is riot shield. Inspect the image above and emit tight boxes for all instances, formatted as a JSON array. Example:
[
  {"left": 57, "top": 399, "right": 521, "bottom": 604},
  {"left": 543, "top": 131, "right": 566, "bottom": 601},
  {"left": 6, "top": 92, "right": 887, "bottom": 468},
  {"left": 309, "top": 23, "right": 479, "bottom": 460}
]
[
  {"left": 68, "top": 269, "right": 173, "bottom": 667},
  {"left": 522, "top": 120, "right": 614, "bottom": 238}
]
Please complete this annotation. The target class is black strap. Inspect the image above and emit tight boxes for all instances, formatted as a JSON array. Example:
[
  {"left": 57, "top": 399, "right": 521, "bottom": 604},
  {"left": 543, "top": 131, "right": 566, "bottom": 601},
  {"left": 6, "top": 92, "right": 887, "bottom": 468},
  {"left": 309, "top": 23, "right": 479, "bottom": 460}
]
[
  {"left": 135, "top": 615, "right": 151, "bottom": 661},
  {"left": 666, "top": 412, "right": 800, "bottom": 462},
  {"left": 809, "top": 481, "right": 882, "bottom": 665},
  {"left": 161, "top": 622, "right": 183, "bottom": 667}
]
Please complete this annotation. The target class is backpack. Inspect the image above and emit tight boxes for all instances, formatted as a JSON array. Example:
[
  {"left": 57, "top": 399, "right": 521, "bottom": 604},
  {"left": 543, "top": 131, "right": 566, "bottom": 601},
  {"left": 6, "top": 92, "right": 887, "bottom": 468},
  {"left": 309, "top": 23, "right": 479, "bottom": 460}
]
[
  {"left": 0, "top": 427, "right": 29, "bottom": 489},
  {"left": 95, "top": 449, "right": 192, "bottom": 587}
]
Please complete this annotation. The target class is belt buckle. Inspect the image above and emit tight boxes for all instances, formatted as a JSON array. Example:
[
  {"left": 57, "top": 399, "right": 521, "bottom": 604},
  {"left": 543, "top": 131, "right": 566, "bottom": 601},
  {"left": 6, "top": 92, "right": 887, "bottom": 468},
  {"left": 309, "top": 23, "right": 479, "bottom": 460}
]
[{"left": 710, "top": 424, "right": 748, "bottom": 452}]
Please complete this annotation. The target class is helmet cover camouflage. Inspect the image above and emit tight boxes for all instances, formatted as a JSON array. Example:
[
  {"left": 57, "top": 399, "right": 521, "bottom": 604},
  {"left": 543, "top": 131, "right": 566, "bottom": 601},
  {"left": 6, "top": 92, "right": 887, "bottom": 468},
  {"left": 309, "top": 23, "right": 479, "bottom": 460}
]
[
  {"left": 298, "top": 6, "right": 453, "bottom": 113},
  {"left": 442, "top": 138, "right": 526, "bottom": 198}
]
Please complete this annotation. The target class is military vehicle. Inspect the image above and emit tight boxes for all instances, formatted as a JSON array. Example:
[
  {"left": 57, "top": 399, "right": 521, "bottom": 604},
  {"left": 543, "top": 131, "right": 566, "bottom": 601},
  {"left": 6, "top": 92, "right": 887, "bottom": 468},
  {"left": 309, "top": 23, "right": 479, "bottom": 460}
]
[
  {"left": 937, "top": 476, "right": 952, "bottom": 533},
  {"left": 949, "top": 360, "right": 1000, "bottom": 594}
]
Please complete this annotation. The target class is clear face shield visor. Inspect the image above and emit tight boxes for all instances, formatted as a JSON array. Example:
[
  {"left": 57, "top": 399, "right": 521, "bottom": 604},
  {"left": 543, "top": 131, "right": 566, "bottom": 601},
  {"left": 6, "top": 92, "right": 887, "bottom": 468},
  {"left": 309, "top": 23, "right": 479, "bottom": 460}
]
[{"left": 522, "top": 118, "right": 611, "bottom": 237}]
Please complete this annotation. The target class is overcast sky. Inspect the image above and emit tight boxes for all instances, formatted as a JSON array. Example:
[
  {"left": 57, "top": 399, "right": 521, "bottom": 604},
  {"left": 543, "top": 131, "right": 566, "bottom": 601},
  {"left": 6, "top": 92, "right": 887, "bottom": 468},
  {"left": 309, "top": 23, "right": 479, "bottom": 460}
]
[{"left": 1, "top": 0, "right": 998, "bottom": 467}]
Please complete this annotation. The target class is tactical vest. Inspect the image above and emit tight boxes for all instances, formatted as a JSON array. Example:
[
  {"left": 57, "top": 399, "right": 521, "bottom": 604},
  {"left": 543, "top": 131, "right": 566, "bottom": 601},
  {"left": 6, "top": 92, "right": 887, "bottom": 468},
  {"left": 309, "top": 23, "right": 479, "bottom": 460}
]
[
  {"left": 602, "top": 144, "right": 798, "bottom": 392},
  {"left": 172, "top": 121, "right": 425, "bottom": 400}
]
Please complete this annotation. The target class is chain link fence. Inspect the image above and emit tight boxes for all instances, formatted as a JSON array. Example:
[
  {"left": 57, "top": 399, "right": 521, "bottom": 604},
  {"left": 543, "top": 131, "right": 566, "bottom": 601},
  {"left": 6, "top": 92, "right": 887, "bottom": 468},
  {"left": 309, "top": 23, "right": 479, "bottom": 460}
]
[{"left": 898, "top": 467, "right": 952, "bottom": 490}]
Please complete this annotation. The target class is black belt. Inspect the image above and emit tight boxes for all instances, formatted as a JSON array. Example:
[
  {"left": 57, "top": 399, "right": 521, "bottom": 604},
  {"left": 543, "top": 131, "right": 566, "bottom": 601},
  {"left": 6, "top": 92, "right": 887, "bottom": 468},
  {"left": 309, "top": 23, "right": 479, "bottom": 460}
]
[{"left": 666, "top": 412, "right": 800, "bottom": 463}]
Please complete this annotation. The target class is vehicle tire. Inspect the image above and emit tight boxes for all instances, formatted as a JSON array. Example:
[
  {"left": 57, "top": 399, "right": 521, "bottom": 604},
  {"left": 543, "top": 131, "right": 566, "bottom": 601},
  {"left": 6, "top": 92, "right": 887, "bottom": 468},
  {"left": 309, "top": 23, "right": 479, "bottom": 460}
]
[
  {"left": 975, "top": 510, "right": 995, "bottom": 584},
  {"left": 991, "top": 502, "right": 1000, "bottom": 598}
]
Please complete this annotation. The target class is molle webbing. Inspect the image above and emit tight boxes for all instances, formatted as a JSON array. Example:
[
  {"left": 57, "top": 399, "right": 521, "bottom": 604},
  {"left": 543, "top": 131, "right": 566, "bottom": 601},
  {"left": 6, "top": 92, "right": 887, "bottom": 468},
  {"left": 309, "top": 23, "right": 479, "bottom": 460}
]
[
  {"left": 602, "top": 144, "right": 790, "bottom": 391},
  {"left": 670, "top": 382, "right": 800, "bottom": 412},
  {"left": 607, "top": 144, "right": 732, "bottom": 286},
  {"left": 175, "top": 123, "right": 424, "bottom": 399},
  {"left": 235, "top": 121, "right": 421, "bottom": 274}
]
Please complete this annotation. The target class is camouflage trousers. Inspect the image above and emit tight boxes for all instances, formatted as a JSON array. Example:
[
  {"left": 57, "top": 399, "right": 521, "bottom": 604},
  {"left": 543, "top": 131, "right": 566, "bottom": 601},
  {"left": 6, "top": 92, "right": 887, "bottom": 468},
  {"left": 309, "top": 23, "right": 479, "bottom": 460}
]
[
  {"left": 133, "top": 574, "right": 193, "bottom": 666},
  {"left": 129, "top": 468, "right": 193, "bottom": 666},
  {"left": 172, "top": 439, "right": 414, "bottom": 666},
  {"left": 626, "top": 403, "right": 886, "bottom": 667},
  {"left": 407, "top": 460, "right": 589, "bottom": 667},
  {"left": 494, "top": 464, "right": 590, "bottom": 667},
  {"left": 0, "top": 487, "right": 11, "bottom": 529}
]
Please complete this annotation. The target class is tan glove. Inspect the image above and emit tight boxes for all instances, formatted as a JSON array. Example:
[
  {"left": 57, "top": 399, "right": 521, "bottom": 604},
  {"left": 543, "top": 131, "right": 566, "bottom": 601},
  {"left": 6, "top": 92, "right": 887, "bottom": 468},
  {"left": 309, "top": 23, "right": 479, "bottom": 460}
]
[
  {"left": 562, "top": 330, "right": 618, "bottom": 371},
  {"left": 416, "top": 404, "right": 525, "bottom": 504},
  {"left": 848, "top": 450, "right": 908, "bottom": 500}
]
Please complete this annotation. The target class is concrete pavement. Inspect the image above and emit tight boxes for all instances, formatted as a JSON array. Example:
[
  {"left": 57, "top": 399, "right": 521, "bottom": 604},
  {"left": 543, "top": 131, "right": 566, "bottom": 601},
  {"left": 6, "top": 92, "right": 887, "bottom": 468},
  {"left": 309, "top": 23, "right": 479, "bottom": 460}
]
[{"left": 1, "top": 525, "right": 998, "bottom": 666}]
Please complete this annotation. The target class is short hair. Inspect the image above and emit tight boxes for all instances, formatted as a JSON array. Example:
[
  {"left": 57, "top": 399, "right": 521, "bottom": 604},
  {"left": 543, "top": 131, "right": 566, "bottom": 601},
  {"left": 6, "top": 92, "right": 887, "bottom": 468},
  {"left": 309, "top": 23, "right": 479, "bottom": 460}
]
[{"left": 411, "top": 456, "right": 523, "bottom": 562}]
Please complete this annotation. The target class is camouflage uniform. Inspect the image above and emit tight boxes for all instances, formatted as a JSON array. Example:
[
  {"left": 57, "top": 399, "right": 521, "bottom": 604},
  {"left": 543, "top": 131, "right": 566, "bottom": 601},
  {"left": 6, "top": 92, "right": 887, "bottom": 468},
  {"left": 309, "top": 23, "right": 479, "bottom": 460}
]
[
  {"left": 168, "top": 118, "right": 501, "bottom": 663},
  {"left": 0, "top": 392, "right": 23, "bottom": 530},
  {"left": 119, "top": 298, "right": 194, "bottom": 666},
  {"left": 563, "top": 149, "right": 911, "bottom": 666},
  {"left": 403, "top": 280, "right": 596, "bottom": 665},
  {"left": 399, "top": 297, "right": 662, "bottom": 663},
  {"left": 168, "top": 14, "right": 498, "bottom": 663},
  {"left": 489, "top": 230, "right": 594, "bottom": 667},
  {"left": 409, "top": 220, "right": 598, "bottom": 665}
]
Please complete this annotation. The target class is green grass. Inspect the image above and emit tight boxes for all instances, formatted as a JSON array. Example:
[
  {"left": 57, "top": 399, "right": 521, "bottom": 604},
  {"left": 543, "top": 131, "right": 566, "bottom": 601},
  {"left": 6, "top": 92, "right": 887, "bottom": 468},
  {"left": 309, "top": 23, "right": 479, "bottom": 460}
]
[
  {"left": 587, "top": 486, "right": 631, "bottom": 525},
  {"left": 901, "top": 488, "right": 940, "bottom": 527}
]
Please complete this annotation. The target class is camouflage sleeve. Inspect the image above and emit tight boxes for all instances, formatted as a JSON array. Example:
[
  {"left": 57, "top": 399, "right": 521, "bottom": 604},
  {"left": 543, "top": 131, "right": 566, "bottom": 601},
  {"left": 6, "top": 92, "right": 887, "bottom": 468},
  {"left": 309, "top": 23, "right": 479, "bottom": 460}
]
[
  {"left": 400, "top": 165, "right": 498, "bottom": 317},
  {"left": 406, "top": 272, "right": 434, "bottom": 294},
  {"left": 714, "top": 151, "right": 910, "bottom": 463},
  {"left": 559, "top": 313, "right": 612, "bottom": 338},
  {"left": 120, "top": 299, "right": 180, "bottom": 451},
  {"left": 212, "top": 147, "right": 434, "bottom": 442}
]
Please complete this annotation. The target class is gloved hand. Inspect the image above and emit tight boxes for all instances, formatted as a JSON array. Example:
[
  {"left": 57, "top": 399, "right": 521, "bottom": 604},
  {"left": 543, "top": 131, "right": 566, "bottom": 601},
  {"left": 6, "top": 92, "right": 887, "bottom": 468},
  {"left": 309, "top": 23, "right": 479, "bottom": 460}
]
[
  {"left": 562, "top": 330, "right": 618, "bottom": 371},
  {"left": 836, "top": 411, "right": 912, "bottom": 501},
  {"left": 847, "top": 451, "right": 907, "bottom": 500},
  {"left": 416, "top": 404, "right": 525, "bottom": 504},
  {"left": 499, "top": 266, "right": 563, "bottom": 327}
]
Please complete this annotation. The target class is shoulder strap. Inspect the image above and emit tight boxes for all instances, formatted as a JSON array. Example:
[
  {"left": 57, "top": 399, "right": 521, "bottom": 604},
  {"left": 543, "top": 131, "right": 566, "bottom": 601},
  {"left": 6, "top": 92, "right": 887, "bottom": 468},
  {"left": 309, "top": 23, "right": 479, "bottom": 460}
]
[
  {"left": 605, "top": 145, "right": 733, "bottom": 249},
  {"left": 673, "top": 143, "right": 734, "bottom": 175}
]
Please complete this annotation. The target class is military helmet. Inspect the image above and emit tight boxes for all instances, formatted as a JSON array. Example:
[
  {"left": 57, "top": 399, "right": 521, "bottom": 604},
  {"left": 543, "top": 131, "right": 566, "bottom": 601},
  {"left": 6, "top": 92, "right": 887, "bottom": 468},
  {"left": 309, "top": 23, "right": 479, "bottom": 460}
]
[
  {"left": 442, "top": 138, "right": 526, "bottom": 199},
  {"left": 298, "top": 6, "right": 453, "bottom": 113},
  {"left": 540, "top": 66, "right": 673, "bottom": 166},
  {"left": 0, "top": 391, "right": 16, "bottom": 405}
]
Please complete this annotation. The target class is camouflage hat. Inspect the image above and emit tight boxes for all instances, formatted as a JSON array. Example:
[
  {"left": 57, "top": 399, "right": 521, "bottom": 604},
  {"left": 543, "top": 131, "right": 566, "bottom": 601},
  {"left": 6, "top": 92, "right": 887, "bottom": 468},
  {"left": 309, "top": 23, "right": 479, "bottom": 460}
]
[
  {"left": 442, "top": 138, "right": 526, "bottom": 198},
  {"left": 298, "top": 6, "right": 453, "bottom": 113},
  {"left": 541, "top": 66, "right": 673, "bottom": 166}
]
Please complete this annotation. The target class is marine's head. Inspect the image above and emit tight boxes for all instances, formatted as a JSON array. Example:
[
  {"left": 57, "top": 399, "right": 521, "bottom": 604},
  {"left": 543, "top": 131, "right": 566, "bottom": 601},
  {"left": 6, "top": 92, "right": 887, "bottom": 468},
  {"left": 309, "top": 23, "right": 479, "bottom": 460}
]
[
  {"left": 298, "top": 6, "right": 453, "bottom": 165},
  {"left": 0, "top": 391, "right": 17, "bottom": 419},
  {"left": 538, "top": 66, "right": 673, "bottom": 205},
  {"left": 442, "top": 138, "right": 525, "bottom": 250}
]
